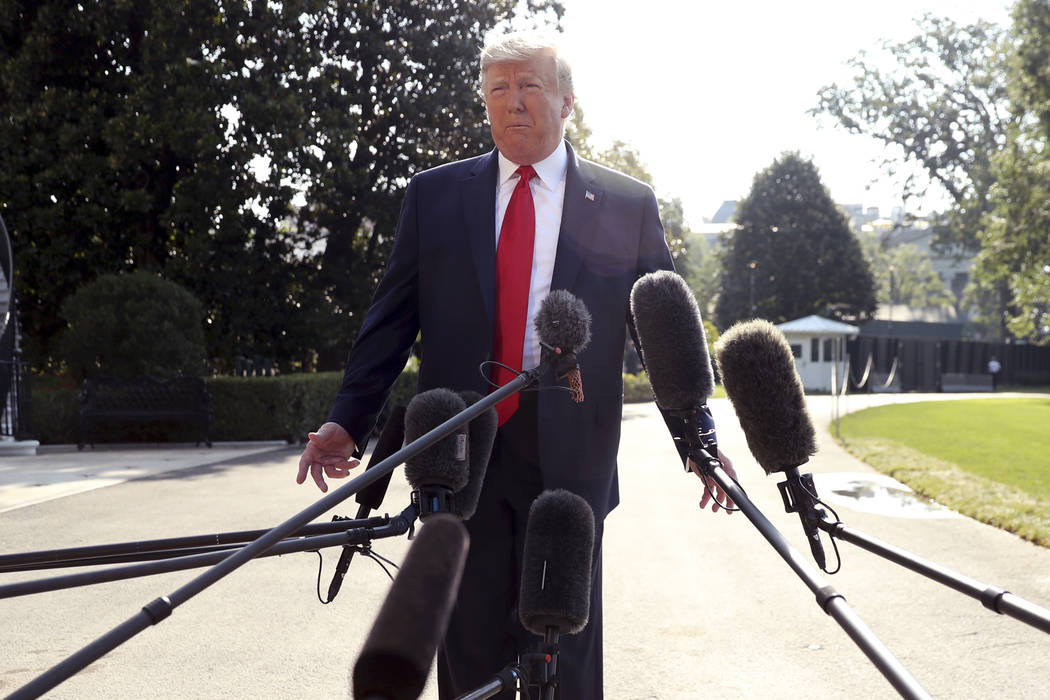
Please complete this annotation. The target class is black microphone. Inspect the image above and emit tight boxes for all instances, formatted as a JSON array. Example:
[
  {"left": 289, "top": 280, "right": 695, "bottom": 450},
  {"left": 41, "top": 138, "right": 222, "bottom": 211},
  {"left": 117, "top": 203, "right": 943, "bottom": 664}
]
[
  {"left": 404, "top": 389, "right": 471, "bottom": 518},
  {"left": 629, "top": 270, "right": 718, "bottom": 464},
  {"left": 519, "top": 489, "right": 594, "bottom": 636},
  {"left": 518, "top": 490, "right": 595, "bottom": 700},
  {"left": 352, "top": 514, "right": 469, "bottom": 700},
  {"left": 327, "top": 405, "right": 408, "bottom": 603},
  {"left": 451, "top": 391, "right": 498, "bottom": 520},
  {"left": 714, "top": 319, "right": 825, "bottom": 568},
  {"left": 534, "top": 289, "right": 591, "bottom": 402},
  {"left": 356, "top": 405, "right": 409, "bottom": 512}
]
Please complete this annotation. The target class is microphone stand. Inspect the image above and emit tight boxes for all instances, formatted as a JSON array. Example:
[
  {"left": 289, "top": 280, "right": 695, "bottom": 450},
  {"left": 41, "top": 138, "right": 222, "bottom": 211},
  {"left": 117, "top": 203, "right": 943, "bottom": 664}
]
[
  {"left": 327, "top": 404, "right": 407, "bottom": 603},
  {"left": 817, "top": 518, "right": 1050, "bottom": 635},
  {"left": 454, "top": 665, "right": 528, "bottom": 700},
  {"left": 0, "top": 517, "right": 390, "bottom": 573},
  {"left": 0, "top": 505, "right": 418, "bottom": 600},
  {"left": 6, "top": 359, "right": 552, "bottom": 700},
  {"left": 768, "top": 466, "right": 1050, "bottom": 636},
  {"left": 689, "top": 443, "right": 930, "bottom": 700}
]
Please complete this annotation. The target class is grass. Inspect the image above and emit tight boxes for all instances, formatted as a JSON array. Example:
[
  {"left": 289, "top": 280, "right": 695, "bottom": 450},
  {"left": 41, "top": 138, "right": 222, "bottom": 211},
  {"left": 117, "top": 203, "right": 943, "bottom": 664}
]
[{"left": 836, "top": 397, "right": 1050, "bottom": 547}]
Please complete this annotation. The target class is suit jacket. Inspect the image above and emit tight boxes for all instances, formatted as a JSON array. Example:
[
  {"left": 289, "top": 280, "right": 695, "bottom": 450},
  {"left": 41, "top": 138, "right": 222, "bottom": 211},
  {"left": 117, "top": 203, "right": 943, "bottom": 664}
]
[{"left": 329, "top": 141, "right": 675, "bottom": 519}]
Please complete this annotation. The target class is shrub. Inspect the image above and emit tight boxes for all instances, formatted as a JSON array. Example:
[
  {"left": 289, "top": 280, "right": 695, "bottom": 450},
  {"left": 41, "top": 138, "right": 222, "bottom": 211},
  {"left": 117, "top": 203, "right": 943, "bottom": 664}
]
[
  {"left": 623, "top": 372, "right": 655, "bottom": 403},
  {"left": 58, "top": 271, "right": 206, "bottom": 380}
]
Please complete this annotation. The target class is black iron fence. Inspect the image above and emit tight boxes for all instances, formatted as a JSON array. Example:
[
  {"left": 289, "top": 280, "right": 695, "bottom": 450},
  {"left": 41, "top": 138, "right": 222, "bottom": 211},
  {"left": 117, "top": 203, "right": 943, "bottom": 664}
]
[
  {"left": 847, "top": 335, "right": 1050, "bottom": 392},
  {"left": 0, "top": 356, "right": 33, "bottom": 440}
]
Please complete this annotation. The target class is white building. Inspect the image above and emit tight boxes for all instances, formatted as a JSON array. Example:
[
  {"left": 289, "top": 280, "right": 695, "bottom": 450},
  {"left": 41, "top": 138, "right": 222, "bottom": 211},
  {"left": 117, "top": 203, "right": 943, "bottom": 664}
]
[{"left": 776, "top": 315, "right": 860, "bottom": 392}]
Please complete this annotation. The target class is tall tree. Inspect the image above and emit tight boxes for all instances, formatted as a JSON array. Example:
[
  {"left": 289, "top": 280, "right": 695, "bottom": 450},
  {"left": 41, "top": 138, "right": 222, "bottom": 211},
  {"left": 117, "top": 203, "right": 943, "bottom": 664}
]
[
  {"left": 857, "top": 230, "right": 954, "bottom": 310},
  {"left": 969, "top": 0, "right": 1050, "bottom": 345},
  {"left": 812, "top": 14, "right": 1013, "bottom": 253},
  {"left": 0, "top": 1, "right": 558, "bottom": 371},
  {"left": 714, "top": 153, "right": 876, "bottom": 329}
]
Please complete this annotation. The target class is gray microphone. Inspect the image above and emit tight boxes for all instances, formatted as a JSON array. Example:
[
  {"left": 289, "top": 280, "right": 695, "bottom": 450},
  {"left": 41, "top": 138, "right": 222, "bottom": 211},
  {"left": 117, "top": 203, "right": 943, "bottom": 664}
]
[
  {"left": 352, "top": 514, "right": 469, "bottom": 700},
  {"left": 403, "top": 389, "right": 470, "bottom": 518},
  {"left": 630, "top": 270, "right": 718, "bottom": 464},
  {"left": 714, "top": 319, "right": 825, "bottom": 568}
]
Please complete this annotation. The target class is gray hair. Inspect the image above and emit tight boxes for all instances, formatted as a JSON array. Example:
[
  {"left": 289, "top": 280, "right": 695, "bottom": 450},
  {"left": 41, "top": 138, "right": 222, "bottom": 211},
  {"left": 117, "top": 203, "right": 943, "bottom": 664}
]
[{"left": 479, "top": 31, "right": 574, "bottom": 97}]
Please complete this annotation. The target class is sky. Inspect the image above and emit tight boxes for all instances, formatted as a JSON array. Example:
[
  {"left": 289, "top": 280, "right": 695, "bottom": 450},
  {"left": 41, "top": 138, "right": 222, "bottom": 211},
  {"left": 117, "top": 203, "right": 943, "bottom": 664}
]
[{"left": 557, "top": 0, "right": 1013, "bottom": 226}]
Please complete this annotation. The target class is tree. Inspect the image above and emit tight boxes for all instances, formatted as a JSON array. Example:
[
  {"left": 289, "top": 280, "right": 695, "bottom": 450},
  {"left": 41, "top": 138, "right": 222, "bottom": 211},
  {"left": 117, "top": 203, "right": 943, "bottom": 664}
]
[
  {"left": 0, "top": 1, "right": 326, "bottom": 370},
  {"left": 0, "top": 1, "right": 560, "bottom": 372},
  {"left": 857, "top": 230, "right": 954, "bottom": 310},
  {"left": 970, "top": 0, "right": 1050, "bottom": 344},
  {"left": 812, "top": 14, "right": 1013, "bottom": 253},
  {"left": 58, "top": 272, "right": 206, "bottom": 380},
  {"left": 714, "top": 153, "right": 876, "bottom": 329}
]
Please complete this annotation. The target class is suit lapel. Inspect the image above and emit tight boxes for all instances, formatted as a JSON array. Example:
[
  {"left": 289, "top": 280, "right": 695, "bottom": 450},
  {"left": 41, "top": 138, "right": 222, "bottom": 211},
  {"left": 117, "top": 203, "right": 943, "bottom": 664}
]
[
  {"left": 551, "top": 142, "right": 601, "bottom": 292},
  {"left": 462, "top": 149, "right": 500, "bottom": 328}
]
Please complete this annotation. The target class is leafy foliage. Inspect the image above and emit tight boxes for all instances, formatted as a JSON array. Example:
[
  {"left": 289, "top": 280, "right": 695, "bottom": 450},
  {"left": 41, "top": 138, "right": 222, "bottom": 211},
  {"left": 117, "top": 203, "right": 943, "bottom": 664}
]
[
  {"left": 714, "top": 153, "right": 876, "bottom": 329},
  {"left": 970, "top": 0, "right": 1050, "bottom": 344},
  {"left": 0, "top": 0, "right": 556, "bottom": 372},
  {"left": 58, "top": 271, "right": 206, "bottom": 380},
  {"left": 857, "top": 230, "right": 954, "bottom": 310},
  {"left": 812, "top": 14, "right": 1013, "bottom": 253}
]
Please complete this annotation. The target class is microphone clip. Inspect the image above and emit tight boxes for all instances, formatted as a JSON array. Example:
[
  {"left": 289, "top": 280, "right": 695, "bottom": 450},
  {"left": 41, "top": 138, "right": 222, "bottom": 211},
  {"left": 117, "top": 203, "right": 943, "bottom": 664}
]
[
  {"left": 670, "top": 404, "right": 718, "bottom": 470},
  {"left": 540, "top": 342, "right": 584, "bottom": 403},
  {"left": 778, "top": 468, "right": 830, "bottom": 571},
  {"left": 411, "top": 485, "right": 455, "bottom": 518}
]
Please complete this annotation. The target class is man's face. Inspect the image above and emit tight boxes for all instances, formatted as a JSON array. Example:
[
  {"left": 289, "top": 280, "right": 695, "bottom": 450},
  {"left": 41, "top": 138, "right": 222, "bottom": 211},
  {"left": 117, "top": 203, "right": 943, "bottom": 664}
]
[{"left": 482, "top": 53, "right": 573, "bottom": 165}]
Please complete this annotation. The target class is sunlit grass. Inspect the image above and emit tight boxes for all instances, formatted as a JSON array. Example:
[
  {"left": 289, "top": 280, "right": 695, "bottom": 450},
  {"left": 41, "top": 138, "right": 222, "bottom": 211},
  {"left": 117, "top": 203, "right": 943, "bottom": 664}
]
[{"left": 836, "top": 398, "right": 1050, "bottom": 547}]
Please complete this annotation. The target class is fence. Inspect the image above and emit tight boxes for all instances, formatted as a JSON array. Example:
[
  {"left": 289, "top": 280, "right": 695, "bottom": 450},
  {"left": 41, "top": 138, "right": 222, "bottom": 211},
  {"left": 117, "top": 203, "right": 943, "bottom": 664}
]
[{"left": 846, "top": 335, "right": 1050, "bottom": 392}]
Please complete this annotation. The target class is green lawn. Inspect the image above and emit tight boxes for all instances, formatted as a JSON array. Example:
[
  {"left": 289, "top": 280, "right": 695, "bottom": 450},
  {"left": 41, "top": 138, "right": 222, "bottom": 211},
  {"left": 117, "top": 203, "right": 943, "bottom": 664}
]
[{"left": 837, "top": 397, "right": 1050, "bottom": 547}]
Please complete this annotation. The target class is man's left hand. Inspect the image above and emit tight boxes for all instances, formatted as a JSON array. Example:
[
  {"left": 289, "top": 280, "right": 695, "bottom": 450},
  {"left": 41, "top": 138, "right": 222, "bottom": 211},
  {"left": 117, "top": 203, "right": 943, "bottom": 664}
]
[{"left": 688, "top": 448, "right": 737, "bottom": 513}]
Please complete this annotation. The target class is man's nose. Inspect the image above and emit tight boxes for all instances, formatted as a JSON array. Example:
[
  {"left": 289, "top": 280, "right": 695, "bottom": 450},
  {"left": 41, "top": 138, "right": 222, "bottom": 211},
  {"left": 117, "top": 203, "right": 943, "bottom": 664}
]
[{"left": 505, "top": 86, "right": 525, "bottom": 111}]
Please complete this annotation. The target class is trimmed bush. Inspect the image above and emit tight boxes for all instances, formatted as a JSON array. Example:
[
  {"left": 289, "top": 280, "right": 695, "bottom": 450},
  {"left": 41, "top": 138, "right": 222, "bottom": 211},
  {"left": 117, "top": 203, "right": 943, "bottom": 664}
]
[
  {"left": 623, "top": 372, "right": 655, "bottom": 403},
  {"left": 58, "top": 271, "right": 206, "bottom": 381}
]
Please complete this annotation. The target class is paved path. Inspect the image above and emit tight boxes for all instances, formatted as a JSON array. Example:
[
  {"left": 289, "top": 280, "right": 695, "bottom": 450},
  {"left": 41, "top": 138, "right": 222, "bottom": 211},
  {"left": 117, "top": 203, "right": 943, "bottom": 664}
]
[{"left": 1, "top": 394, "right": 1048, "bottom": 698}]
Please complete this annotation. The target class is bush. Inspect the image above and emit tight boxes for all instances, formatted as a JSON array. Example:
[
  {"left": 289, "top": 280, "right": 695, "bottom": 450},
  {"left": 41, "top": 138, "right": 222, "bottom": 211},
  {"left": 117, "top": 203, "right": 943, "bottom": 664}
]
[
  {"left": 29, "top": 374, "right": 80, "bottom": 444},
  {"left": 27, "top": 361, "right": 424, "bottom": 446},
  {"left": 58, "top": 271, "right": 206, "bottom": 380},
  {"left": 623, "top": 372, "right": 655, "bottom": 403}
]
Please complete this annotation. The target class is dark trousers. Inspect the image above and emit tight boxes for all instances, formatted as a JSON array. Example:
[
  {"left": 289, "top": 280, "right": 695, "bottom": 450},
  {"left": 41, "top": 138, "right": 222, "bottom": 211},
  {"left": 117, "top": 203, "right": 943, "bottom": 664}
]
[{"left": 437, "top": 392, "right": 605, "bottom": 699}]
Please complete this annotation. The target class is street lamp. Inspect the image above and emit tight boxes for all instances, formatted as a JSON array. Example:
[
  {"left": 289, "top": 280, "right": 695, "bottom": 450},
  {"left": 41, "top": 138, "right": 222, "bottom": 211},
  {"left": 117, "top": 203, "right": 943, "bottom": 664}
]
[{"left": 748, "top": 260, "right": 757, "bottom": 316}]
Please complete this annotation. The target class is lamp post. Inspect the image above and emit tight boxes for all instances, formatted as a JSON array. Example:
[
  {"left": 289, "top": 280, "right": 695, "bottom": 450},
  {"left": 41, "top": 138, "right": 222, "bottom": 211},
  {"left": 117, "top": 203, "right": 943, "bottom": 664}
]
[
  {"left": 748, "top": 260, "right": 757, "bottom": 316},
  {"left": 887, "top": 264, "right": 895, "bottom": 337}
]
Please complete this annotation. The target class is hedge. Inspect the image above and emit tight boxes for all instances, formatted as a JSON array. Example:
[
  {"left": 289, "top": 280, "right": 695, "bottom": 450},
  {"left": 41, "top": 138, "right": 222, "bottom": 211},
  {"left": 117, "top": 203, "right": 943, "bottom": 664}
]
[{"left": 29, "top": 365, "right": 655, "bottom": 445}]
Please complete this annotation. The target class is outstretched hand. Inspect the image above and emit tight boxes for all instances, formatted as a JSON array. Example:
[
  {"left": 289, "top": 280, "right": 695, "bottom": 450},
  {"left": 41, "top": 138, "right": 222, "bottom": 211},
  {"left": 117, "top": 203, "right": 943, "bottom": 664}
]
[
  {"left": 296, "top": 422, "right": 360, "bottom": 493},
  {"left": 688, "top": 448, "right": 738, "bottom": 513}
]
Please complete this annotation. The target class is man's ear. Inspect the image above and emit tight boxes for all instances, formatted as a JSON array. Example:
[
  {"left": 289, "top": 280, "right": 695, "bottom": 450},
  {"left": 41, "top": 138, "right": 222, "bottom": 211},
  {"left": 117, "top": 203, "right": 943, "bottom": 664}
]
[{"left": 561, "top": 94, "right": 575, "bottom": 119}]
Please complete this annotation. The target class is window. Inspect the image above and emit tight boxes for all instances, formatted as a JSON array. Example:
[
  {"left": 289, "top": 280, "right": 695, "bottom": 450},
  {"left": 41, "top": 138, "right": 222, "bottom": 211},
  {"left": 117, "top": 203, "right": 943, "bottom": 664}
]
[
  {"left": 810, "top": 338, "right": 819, "bottom": 362},
  {"left": 791, "top": 344, "right": 802, "bottom": 358},
  {"left": 823, "top": 338, "right": 835, "bottom": 363}
]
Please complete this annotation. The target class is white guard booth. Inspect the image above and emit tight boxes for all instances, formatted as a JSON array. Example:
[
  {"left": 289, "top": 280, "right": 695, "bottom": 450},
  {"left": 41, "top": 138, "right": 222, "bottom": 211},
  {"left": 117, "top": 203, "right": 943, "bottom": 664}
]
[{"left": 776, "top": 315, "right": 860, "bottom": 393}]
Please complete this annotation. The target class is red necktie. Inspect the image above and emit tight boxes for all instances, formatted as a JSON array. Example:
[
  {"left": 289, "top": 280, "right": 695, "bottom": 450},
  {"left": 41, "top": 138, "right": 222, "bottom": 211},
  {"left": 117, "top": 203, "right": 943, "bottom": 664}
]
[{"left": 492, "top": 165, "right": 537, "bottom": 426}]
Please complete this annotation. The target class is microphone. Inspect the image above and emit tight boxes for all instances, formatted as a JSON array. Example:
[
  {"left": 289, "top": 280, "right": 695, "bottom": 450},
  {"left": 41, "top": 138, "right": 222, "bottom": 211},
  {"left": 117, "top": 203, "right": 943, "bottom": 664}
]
[
  {"left": 519, "top": 489, "right": 594, "bottom": 636},
  {"left": 404, "top": 389, "right": 471, "bottom": 518},
  {"left": 355, "top": 405, "right": 409, "bottom": 512},
  {"left": 714, "top": 319, "right": 825, "bottom": 568},
  {"left": 518, "top": 490, "right": 595, "bottom": 700},
  {"left": 352, "top": 514, "right": 469, "bottom": 700},
  {"left": 629, "top": 271, "right": 718, "bottom": 464},
  {"left": 451, "top": 391, "right": 498, "bottom": 520},
  {"left": 534, "top": 289, "right": 591, "bottom": 402},
  {"left": 327, "top": 405, "right": 408, "bottom": 602}
]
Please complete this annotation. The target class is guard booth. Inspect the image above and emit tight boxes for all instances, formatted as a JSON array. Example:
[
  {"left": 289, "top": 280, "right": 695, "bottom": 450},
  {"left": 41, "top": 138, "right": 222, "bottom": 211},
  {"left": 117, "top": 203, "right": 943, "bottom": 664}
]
[{"left": 776, "top": 315, "right": 859, "bottom": 393}]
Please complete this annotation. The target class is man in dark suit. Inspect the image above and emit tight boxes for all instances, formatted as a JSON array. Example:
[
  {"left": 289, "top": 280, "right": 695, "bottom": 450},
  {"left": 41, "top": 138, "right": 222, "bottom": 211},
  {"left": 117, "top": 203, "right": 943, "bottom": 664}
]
[{"left": 297, "top": 30, "right": 735, "bottom": 698}]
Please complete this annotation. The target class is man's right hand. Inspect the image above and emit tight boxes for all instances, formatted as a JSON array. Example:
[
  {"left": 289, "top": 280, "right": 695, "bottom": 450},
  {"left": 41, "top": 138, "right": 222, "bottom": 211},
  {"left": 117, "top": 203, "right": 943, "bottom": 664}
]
[{"left": 297, "top": 422, "right": 360, "bottom": 493}]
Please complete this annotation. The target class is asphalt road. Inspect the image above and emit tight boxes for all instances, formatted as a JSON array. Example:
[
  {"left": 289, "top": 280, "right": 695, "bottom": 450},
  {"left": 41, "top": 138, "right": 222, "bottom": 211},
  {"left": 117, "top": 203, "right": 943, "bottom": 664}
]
[{"left": 1, "top": 393, "right": 1048, "bottom": 698}]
